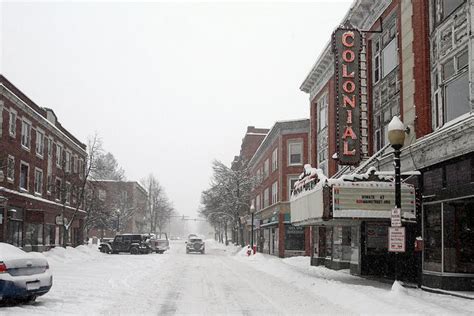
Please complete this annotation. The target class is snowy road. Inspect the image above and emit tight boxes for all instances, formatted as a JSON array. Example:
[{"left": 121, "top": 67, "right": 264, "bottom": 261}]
[{"left": 1, "top": 240, "right": 473, "bottom": 315}]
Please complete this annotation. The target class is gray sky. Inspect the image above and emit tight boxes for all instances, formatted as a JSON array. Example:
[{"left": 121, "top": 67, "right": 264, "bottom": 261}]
[{"left": 1, "top": 0, "right": 352, "bottom": 217}]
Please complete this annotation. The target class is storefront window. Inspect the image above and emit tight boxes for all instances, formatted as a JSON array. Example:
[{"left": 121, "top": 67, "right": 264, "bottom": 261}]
[
  {"left": 24, "top": 223, "right": 44, "bottom": 247},
  {"left": 44, "top": 224, "right": 56, "bottom": 246},
  {"left": 443, "top": 198, "right": 474, "bottom": 273},
  {"left": 326, "top": 227, "right": 333, "bottom": 259},
  {"left": 424, "top": 204, "right": 442, "bottom": 272},
  {"left": 7, "top": 207, "right": 23, "bottom": 247},
  {"left": 285, "top": 225, "right": 304, "bottom": 250}
]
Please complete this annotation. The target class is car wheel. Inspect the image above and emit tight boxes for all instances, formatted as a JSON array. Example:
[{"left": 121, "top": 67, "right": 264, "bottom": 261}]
[
  {"left": 201, "top": 250, "right": 205, "bottom": 254},
  {"left": 130, "top": 247, "right": 139, "bottom": 255}
]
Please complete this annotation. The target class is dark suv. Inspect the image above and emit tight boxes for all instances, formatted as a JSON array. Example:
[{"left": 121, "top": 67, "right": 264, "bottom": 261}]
[
  {"left": 100, "top": 234, "right": 150, "bottom": 255},
  {"left": 186, "top": 237, "right": 205, "bottom": 254}
]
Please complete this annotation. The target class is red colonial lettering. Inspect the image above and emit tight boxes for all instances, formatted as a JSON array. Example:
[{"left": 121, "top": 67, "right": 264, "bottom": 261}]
[
  {"left": 342, "top": 49, "right": 355, "bottom": 63},
  {"left": 343, "top": 95, "right": 356, "bottom": 108},
  {"left": 343, "top": 140, "right": 356, "bottom": 156},
  {"left": 347, "top": 110, "right": 352, "bottom": 124},
  {"left": 342, "top": 32, "right": 354, "bottom": 47},
  {"left": 343, "top": 80, "right": 355, "bottom": 93},
  {"left": 343, "top": 126, "right": 357, "bottom": 139},
  {"left": 342, "top": 64, "right": 354, "bottom": 78}
]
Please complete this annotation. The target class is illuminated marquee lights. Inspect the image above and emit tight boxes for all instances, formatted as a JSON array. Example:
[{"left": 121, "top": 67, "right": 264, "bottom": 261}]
[{"left": 332, "top": 27, "right": 362, "bottom": 165}]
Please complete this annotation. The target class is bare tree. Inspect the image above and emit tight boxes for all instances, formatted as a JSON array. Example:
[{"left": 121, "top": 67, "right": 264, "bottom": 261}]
[
  {"left": 55, "top": 133, "right": 102, "bottom": 247},
  {"left": 200, "top": 159, "right": 256, "bottom": 246},
  {"left": 142, "top": 174, "right": 175, "bottom": 235}
]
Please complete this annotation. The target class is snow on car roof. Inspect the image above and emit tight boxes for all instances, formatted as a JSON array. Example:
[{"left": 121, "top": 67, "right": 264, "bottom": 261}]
[{"left": 0, "top": 242, "right": 27, "bottom": 259}]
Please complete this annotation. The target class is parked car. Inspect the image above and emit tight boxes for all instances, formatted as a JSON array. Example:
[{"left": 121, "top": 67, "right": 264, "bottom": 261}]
[
  {"left": 100, "top": 234, "right": 150, "bottom": 255},
  {"left": 186, "top": 237, "right": 205, "bottom": 254},
  {"left": 142, "top": 233, "right": 170, "bottom": 254},
  {"left": 0, "top": 243, "right": 52, "bottom": 303},
  {"left": 98, "top": 238, "right": 114, "bottom": 254}
]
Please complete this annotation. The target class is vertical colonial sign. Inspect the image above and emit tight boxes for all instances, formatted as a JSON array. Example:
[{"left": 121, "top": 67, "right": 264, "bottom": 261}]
[{"left": 332, "top": 27, "right": 362, "bottom": 165}]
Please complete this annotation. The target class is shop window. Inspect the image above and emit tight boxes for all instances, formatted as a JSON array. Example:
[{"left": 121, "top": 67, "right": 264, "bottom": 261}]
[
  {"left": 445, "top": 71, "right": 469, "bottom": 122},
  {"left": 7, "top": 208, "right": 24, "bottom": 247},
  {"left": 325, "top": 227, "right": 333, "bottom": 260},
  {"left": 285, "top": 225, "right": 305, "bottom": 251},
  {"left": 24, "top": 223, "right": 44, "bottom": 248},
  {"left": 44, "top": 224, "right": 56, "bottom": 246},
  {"left": 423, "top": 204, "right": 442, "bottom": 272},
  {"left": 443, "top": 198, "right": 474, "bottom": 273}
]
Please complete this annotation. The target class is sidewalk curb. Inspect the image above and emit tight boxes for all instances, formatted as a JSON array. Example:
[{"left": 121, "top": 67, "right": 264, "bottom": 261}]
[{"left": 421, "top": 286, "right": 474, "bottom": 300}]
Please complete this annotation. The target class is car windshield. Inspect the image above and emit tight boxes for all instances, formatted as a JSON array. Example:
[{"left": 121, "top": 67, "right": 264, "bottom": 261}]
[{"left": 189, "top": 239, "right": 202, "bottom": 243}]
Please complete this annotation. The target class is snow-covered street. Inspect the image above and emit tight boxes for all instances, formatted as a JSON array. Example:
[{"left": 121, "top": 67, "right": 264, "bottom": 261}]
[{"left": 1, "top": 240, "right": 473, "bottom": 315}]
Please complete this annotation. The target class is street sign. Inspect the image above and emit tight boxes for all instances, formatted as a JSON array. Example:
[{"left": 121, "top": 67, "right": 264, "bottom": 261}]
[
  {"left": 388, "top": 227, "right": 405, "bottom": 252},
  {"left": 391, "top": 208, "right": 401, "bottom": 227}
]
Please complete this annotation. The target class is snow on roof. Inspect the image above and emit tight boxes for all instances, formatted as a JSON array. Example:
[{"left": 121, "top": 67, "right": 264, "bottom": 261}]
[{"left": 0, "top": 187, "right": 86, "bottom": 214}]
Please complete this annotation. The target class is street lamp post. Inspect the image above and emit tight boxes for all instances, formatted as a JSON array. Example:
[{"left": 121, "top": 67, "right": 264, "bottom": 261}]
[
  {"left": 250, "top": 204, "right": 255, "bottom": 249},
  {"left": 388, "top": 116, "right": 406, "bottom": 282}
]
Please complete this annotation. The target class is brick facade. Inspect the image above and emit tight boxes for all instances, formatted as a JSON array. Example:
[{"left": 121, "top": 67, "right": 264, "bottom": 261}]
[{"left": 0, "top": 75, "right": 87, "bottom": 251}]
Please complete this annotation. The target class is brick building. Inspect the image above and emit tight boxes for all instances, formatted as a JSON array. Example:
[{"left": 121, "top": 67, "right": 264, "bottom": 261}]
[
  {"left": 231, "top": 126, "right": 269, "bottom": 246},
  {"left": 296, "top": 0, "right": 473, "bottom": 290},
  {"left": 0, "top": 75, "right": 87, "bottom": 251},
  {"left": 87, "top": 180, "right": 148, "bottom": 238},
  {"left": 249, "top": 119, "right": 311, "bottom": 258}
]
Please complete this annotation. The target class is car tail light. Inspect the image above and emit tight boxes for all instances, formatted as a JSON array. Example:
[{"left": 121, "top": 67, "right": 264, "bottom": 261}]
[{"left": 0, "top": 263, "right": 7, "bottom": 273}]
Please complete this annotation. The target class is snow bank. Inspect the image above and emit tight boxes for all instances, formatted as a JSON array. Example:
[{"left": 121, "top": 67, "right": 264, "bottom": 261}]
[{"left": 42, "top": 244, "right": 103, "bottom": 264}]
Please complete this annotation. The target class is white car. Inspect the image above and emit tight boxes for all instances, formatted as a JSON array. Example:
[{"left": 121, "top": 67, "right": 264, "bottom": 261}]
[{"left": 0, "top": 243, "right": 53, "bottom": 303}]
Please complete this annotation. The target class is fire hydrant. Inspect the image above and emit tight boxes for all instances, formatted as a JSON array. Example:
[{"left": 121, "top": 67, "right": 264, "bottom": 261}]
[{"left": 246, "top": 246, "right": 252, "bottom": 256}]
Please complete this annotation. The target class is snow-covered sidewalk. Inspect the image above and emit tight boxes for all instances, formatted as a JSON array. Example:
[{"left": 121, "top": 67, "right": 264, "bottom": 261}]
[{"left": 233, "top": 249, "right": 474, "bottom": 314}]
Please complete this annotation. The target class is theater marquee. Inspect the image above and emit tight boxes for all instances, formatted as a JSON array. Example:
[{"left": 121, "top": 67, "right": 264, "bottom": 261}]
[{"left": 332, "top": 27, "right": 362, "bottom": 165}]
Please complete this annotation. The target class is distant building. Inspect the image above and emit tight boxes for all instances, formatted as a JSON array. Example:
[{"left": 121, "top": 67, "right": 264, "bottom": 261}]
[
  {"left": 87, "top": 180, "right": 148, "bottom": 238},
  {"left": 231, "top": 126, "right": 269, "bottom": 246},
  {"left": 248, "top": 119, "right": 311, "bottom": 258},
  {"left": 0, "top": 75, "right": 87, "bottom": 251}
]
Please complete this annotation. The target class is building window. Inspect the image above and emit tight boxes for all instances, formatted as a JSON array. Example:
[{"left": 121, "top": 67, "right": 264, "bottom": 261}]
[
  {"left": 256, "top": 195, "right": 261, "bottom": 211},
  {"left": 9, "top": 109, "right": 17, "bottom": 137},
  {"left": 73, "top": 155, "right": 78, "bottom": 173},
  {"left": 36, "top": 129, "right": 45, "bottom": 158},
  {"left": 56, "top": 144, "right": 63, "bottom": 168},
  {"left": 21, "top": 120, "right": 31, "bottom": 149},
  {"left": 443, "top": 198, "right": 474, "bottom": 273},
  {"left": 20, "top": 162, "right": 29, "bottom": 191},
  {"left": 65, "top": 151, "right": 71, "bottom": 173},
  {"left": 65, "top": 181, "right": 71, "bottom": 204},
  {"left": 288, "top": 142, "right": 303, "bottom": 165},
  {"left": 272, "top": 148, "right": 278, "bottom": 172},
  {"left": 263, "top": 188, "right": 269, "bottom": 209},
  {"left": 317, "top": 93, "right": 328, "bottom": 131},
  {"left": 372, "top": 40, "right": 381, "bottom": 84},
  {"left": 79, "top": 158, "right": 84, "bottom": 179},
  {"left": 47, "top": 175, "right": 52, "bottom": 194},
  {"left": 271, "top": 181, "right": 278, "bottom": 205},
  {"left": 98, "top": 189, "right": 106, "bottom": 201},
  {"left": 34, "top": 168, "right": 43, "bottom": 195},
  {"left": 264, "top": 159, "right": 269, "bottom": 178},
  {"left": 433, "top": 0, "right": 466, "bottom": 26},
  {"left": 382, "top": 37, "right": 398, "bottom": 78},
  {"left": 55, "top": 178, "right": 62, "bottom": 201},
  {"left": 444, "top": 71, "right": 469, "bottom": 123},
  {"left": 7, "top": 155, "right": 15, "bottom": 182},
  {"left": 47, "top": 138, "right": 53, "bottom": 157},
  {"left": 288, "top": 176, "right": 299, "bottom": 199}
]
